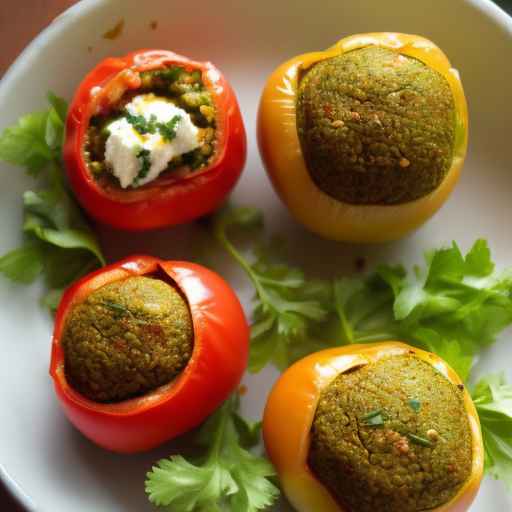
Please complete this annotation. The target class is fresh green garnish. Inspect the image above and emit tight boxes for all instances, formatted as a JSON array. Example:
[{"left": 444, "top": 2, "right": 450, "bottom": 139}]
[
  {"left": 212, "top": 206, "right": 512, "bottom": 495},
  {"left": 213, "top": 206, "right": 512, "bottom": 382},
  {"left": 102, "top": 301, "right": 128, "bottom": 316},
  {"left": 472, "top": 373, "right": 512, "bottom": 490},
  {"left": 407, "top": 433, "right": 434, "bottom": 448},
  {"left": 134, "top": 148, "right": 151, "bottom": 185},
  {"left": 0, "top": 93, "right": 106, "bottom": 310},
  {"left": 213, "top": 206, "right": 330, "bottom": 372},
  {"left": 408, "top": 399, "right": 421, "bottom": 412},
  {"left": 145, "top": 394, "right": 279, "bottom": 511},
  {"left": 361, "top": 409, "right": 383, "bottom": 420},
  {"left": 158, "top": 114, "right": 181, "bottom": 141},
  {"left": 125, "top": 112, "right": 158, "bottom": 135},
  {"left": 360, "top": 409, "right": 386, "bottom": 427},
  {"left": 125, "top": 110, "right": 181, "bottom": 142}
]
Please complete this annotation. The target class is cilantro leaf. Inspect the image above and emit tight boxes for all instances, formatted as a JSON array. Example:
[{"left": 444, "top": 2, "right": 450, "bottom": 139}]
[
  {"left": 0, "top": 94, "right": 106, "bottom": 310},
  {"left": 328, "top": 239, "right": 512, "bottom": 379},
  {"left": 0, "top": 110, "right": 53, "bottom": 173},
  {"left": 212, "top": 207, "right": 512, "bottom": 384},
  {"left": 213, "top": 206, "right": 330, "bottom": 371},
  {"left": 0, "top": 243, "right": 44, "bottom": 284},
  {"left": 145, "top": 395, "right": 279, "bottom": 511},
  {"left": 45, "top": 92, "right": 68, "bottom": 151},
  {"left": 212, "top": 206, "right": 512, "bottom": 494},
  {"left": 472, "top": 373, "right": 512, "bottom": 490}
]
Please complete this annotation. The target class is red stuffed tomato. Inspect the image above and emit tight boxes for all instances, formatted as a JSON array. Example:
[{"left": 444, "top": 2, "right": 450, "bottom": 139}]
[
  {"left": 50, "top": 255, "right": 249, "bottom": 453},
  {"left": 64, "top": 49, "right": 246, "bottom": 230}
]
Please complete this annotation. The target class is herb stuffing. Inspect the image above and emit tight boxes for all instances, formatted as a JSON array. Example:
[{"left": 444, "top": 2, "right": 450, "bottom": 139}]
[{"left": 0, "top": 94, "right": 106, "bottom": 310}]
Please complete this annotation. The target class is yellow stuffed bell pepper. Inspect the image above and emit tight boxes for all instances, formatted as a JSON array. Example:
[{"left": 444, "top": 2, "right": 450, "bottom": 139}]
[
  {"left": 263, "top": 342, "right": 483, "bottom": 512},
  {"left": 258, "top": 33, "right": 468, "bottom": 243}
]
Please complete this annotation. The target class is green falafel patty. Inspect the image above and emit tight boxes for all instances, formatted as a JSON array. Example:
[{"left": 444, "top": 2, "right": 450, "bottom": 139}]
[
  {"left": 62, "top": 276, "right": 193, "bottom": 403},
  {"left": 308, "top": 354, "right": 472, "bottom": 511},
  {"left": 296, "top": 46, "right": 456, "bottom": 204}
]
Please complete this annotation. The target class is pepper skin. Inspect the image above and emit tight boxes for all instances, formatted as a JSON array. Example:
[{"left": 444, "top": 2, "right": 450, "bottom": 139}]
[
  {"left": 258, "top": 33, "right": 468, "bottom": 243},
  {"left": 64, "top": 49, "right": 246, "bottom": 231},
  {"left": 263, "top": 342, "right": 484, "bottom": 512},
  {"left": 50, "top": 255, "right": 249, "bottom": 453}
]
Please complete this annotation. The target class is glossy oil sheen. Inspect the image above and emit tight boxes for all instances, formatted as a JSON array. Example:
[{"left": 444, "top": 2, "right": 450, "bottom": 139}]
[{"left": 0, "top": 0, "right": 510, "bottom": 510}]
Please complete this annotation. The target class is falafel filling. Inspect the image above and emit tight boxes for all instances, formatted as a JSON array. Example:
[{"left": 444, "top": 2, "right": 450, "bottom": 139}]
[
  {"left": 308, "top": 354, "right": 472, "bottom": 512},
  {"left": 296, "top": 47, "right": 456, "bottom": 204},
  {"left": 62, "top": 276, "right": 193, "bottom": 403}
]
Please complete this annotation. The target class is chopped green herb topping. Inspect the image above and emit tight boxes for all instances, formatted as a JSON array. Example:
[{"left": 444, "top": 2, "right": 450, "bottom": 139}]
[
  {"left": 125, "top": 111, "right": 158, "bottom": 135},
  {"left": 158, "top": 115, "right": 181, "bottom": 141},
  {"left": 134, "top": 148, "right": 151, "bottom": 185},
  {"left": 361, "top": 409, "right": 383, "bottom": 420},
  {"left": 102, "top": 301, "right": 129, "bottom": 315},
  {"left": 125, "top": 111, "right": 181, "bottom": 142},
  {"left": 407, "top": 433, "right": 434, "bottom": 447},
  {"left": 408, "top": 399, "right": 422, "bottom": 412},
  {"left": 360, "top": 409, "right": 386, "bottom": 427}
]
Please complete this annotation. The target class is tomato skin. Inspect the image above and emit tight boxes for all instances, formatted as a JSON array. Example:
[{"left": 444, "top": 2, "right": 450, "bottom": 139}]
[
  {"left": 50, "top": 255, "right": 249, "bottom": 453},
  {"left": 262, "top": 342, "right": 484, "bottom": 512},
  {"left": 64, "top": 49, "right": 246, "bottom": 231}
]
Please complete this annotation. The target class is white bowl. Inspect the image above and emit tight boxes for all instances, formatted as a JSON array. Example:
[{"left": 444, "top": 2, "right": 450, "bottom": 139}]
[{"left": 0, "top": 0, "right": 511, "bottom": 510}]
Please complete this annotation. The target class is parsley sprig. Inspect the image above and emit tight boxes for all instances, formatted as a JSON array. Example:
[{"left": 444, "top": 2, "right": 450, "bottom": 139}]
[
  {"left": 145, "top": 394, "right": 279, "bottom": 511},
  {"left": 0, "top": 93, "right": 106, "bottom": 309},
  {"left": 213, "top": 206, "right": 512, "bottom": 381},
  {"left": 472, "top": 374, "right": 512, "bottom": 491},
  {"left": 213, "top": 206, "right": 330, "bottom": 372}
]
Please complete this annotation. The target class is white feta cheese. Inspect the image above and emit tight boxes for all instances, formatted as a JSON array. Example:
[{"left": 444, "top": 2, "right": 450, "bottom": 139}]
[{"left": 104, "top": 94, "right": 200, "bottom": 188}]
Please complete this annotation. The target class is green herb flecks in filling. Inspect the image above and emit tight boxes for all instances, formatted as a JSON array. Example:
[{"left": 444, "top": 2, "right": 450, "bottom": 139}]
[
  {"left": 85, "top": 65, "right": 216, "bottom": 188},
  {"left": 296, "top": 46, "right": 456, "bottom": 205},
  {"left": 308, "top": 354, "right": 472, "bottom": 512},
  {"left": 408, "top": 398, "right": 422, "bottom": 412},
  {"left": 62, "top": 276, "right": 193, "bottom": 403}
]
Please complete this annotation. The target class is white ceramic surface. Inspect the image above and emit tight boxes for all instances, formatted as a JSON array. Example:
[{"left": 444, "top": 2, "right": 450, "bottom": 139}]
[{"left": 0, "top": 0, "right": 511, "bottom": 510}]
